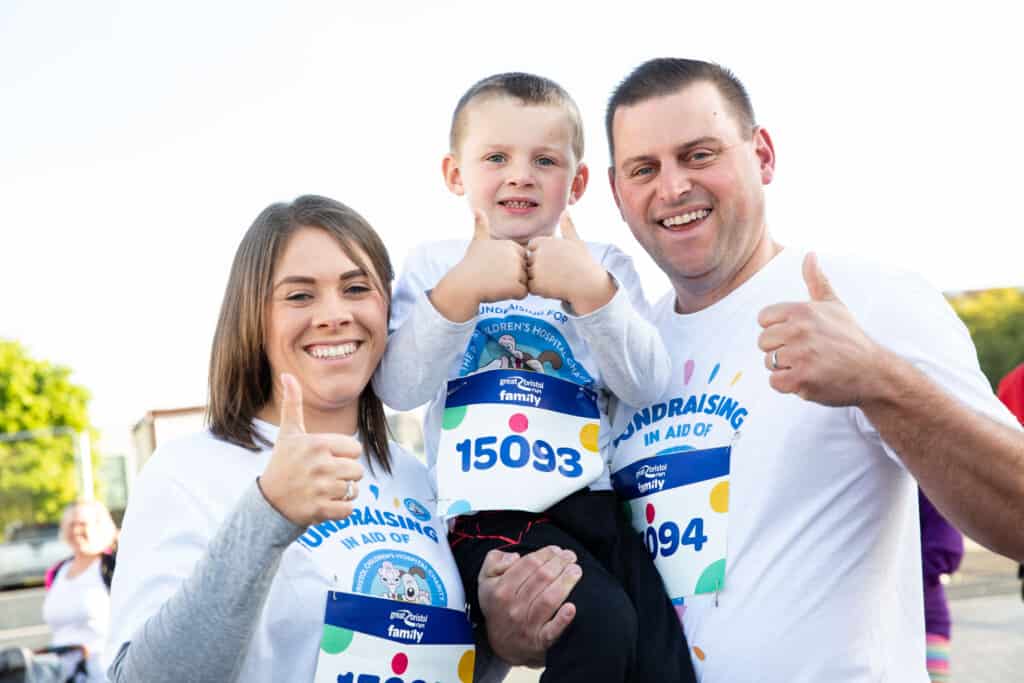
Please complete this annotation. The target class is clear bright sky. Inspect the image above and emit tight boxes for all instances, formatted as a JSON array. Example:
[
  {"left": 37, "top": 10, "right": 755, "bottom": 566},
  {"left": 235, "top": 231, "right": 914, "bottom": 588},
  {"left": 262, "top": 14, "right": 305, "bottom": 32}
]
[{"left": 2, "top": 1, "right": 1021, "bottom": 456}]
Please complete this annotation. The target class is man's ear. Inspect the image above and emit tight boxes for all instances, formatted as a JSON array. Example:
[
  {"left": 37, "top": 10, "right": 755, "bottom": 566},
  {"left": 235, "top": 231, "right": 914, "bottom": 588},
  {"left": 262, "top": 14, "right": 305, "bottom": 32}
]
[
  {"left": 607, "top": 166, "right": 624, "bottom": 218},
  {"left": 442, "top": 154, "right": 465, "bottom": 196},
  {"left": 753, "top": 127, "right": 776, "bottom": 185},
  {"left": 567, "top": 162, "right": 590, "bottom": 205}
]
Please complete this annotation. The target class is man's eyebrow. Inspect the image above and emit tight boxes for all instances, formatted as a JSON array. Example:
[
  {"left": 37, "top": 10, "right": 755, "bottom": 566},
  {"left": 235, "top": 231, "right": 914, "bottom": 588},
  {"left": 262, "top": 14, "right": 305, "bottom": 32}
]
[
  {"left": 618, "top": 136, "right": 724, "bottom": 169},
  {"left": 273, "top": 269, "right": 366, "bottom": 289}
]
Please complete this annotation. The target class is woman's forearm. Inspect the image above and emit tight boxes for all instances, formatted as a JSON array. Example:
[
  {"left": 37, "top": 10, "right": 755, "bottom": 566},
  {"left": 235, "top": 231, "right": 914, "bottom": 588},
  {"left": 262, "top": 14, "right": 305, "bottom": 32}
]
[{"left": 108, "top": 482, "right": 302, "bottom": 682}]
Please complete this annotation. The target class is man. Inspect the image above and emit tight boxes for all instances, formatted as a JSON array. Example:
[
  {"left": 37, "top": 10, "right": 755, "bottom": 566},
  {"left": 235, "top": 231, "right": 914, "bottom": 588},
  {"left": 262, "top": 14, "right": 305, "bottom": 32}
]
[
  {"left": 599, "top": 58, "right": 1024, "bottom": 680},
  {"left": 478, "top": 58, "right": 1024, "bottom": 680}
]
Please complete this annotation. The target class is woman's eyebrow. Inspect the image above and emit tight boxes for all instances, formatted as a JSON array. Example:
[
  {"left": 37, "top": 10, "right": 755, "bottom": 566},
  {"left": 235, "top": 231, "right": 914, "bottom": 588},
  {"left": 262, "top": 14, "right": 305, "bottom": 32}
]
[{"left": 273, "top": 269, "right": 366, "bottom": 290}]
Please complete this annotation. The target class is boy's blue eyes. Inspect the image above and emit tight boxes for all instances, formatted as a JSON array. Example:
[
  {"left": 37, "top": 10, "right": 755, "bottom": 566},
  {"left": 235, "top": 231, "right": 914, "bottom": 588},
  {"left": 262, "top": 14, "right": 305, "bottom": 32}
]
[{"left": 483, "top": 154, "right": 558, "bottom": 166}]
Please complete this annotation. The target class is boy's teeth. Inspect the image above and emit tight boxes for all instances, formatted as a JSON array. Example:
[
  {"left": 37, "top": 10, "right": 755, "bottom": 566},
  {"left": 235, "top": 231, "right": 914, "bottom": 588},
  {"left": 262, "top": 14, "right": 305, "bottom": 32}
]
[
  {"left": 309, "top": 343, "right": 357, "bottom": 359},
  {"left": 503, "top": 201, "right": 534, "bottom": 209},
  {"left": 662, "top": 209, "right": 711, "bottom": 227}
]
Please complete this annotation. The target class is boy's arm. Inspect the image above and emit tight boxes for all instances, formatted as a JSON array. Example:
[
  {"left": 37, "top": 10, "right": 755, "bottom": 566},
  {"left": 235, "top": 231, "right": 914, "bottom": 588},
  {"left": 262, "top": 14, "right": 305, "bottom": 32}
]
[
  {"left": 375, "top": 289, "right": 479, "bottom": 411},
  {"left": 572, "top": 244, "right": 670, "bottom": 406},
  {"left": 374, "top": 243, "right": 474, "bottom": 411}
]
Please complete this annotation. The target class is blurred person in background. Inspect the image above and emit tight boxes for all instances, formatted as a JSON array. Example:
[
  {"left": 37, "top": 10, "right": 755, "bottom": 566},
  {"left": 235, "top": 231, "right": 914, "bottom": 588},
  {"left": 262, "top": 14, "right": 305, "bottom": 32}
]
[
  {"left": 42, "top": 500, "right": 117, "bottom": 682},
  {"left": 919, "top": 490, "right": 963, "bottom": 682},
  {"left": 0, "top": 500, "right": 117, "bottom": 683}
]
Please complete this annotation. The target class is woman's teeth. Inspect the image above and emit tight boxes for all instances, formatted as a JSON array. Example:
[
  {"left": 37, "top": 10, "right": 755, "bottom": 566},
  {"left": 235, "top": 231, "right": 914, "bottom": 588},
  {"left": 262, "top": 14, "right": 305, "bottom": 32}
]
[{"left": 309, "top": 343, "right": 357, "bottom": 359}]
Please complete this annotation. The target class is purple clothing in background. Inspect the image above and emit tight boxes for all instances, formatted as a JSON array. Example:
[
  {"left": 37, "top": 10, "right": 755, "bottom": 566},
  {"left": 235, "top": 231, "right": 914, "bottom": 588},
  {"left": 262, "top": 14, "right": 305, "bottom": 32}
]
[{"left": 919, "top": 489, "right": 964, "bottom": 638}]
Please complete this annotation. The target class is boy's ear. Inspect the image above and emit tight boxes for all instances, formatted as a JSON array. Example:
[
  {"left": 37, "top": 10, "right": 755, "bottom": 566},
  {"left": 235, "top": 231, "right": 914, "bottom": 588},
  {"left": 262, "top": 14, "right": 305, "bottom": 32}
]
[
  {"left": 442, "top": 154, "right": 465, "bottom": 196},
  {"left": 567, "top": 162, "right": 589, "bottom": 206}
]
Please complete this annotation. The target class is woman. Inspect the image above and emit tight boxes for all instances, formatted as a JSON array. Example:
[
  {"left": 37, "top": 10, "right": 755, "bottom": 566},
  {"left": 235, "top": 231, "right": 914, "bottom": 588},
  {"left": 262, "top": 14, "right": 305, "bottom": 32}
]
[
  {"left": 106, "top": 196, "right": 481, "bottom": 682},
  {"left": 27, "top": 500, "right": 117, "bottom": 683}
]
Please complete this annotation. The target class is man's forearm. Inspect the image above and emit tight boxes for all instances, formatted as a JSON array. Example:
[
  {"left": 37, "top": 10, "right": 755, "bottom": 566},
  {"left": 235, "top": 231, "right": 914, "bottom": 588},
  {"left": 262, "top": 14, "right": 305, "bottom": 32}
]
[{"left": 863, "top": 352, "right": 1024, "bottom": 561}]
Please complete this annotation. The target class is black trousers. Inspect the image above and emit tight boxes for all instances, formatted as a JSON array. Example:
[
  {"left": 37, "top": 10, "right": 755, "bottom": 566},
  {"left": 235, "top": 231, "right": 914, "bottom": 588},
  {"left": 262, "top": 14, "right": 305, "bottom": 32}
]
[{"left": 451, "top": 490, "right": 696, "bottom": 683}]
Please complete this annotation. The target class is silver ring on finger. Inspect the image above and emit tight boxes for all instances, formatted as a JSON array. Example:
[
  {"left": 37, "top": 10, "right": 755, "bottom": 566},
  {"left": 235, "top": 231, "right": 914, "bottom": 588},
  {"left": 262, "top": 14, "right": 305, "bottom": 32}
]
[
  {"left": 770, "top": 348, "right": 781, "bottom": 371},
  {"left": 343, "top": 479, "right": 355, "bottom": 501}
]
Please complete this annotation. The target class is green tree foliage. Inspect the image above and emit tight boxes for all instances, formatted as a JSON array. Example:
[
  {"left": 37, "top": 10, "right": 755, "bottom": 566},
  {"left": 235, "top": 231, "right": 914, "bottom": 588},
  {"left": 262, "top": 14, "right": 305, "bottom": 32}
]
[
  {"left": 0, "top": 340, "right": 95, "bottom": 536},
  {"left": 948, "top": 288, "right": 1024, "bottom": 389}
]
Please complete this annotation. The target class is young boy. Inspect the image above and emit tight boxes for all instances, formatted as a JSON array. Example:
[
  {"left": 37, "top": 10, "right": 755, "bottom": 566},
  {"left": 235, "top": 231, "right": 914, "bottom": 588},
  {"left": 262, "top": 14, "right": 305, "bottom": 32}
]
[{"left": 375, "top": 73, "right": 695, "bottom": 682}]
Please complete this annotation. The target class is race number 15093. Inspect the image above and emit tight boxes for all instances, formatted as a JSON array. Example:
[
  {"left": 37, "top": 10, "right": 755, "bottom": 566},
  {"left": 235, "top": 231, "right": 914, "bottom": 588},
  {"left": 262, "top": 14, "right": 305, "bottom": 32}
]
[{"left": 456, "top": 435, "right": 583, "bottom": 477}]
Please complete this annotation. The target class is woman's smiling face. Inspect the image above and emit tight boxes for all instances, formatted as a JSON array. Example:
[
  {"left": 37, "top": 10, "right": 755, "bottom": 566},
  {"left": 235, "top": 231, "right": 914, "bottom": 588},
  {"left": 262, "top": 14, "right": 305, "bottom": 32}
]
[{"left": 261, "top": 226, "right": 388, "bottom": 431}]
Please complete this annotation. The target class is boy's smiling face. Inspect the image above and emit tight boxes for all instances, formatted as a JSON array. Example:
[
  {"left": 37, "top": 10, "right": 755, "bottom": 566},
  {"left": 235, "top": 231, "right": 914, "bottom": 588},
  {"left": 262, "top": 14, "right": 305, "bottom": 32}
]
[{"left": 444, "top": 96, "right": 588, "bottom": 243}]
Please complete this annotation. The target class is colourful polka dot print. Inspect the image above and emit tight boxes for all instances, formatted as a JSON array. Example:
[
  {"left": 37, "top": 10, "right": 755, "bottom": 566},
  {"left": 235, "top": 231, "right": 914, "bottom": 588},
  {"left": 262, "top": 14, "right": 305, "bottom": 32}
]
[
  {"left": 709, "top": 481, "right": 729, "bottom": 513},
  {"left": 458, "top": 649, "right": 476, "bottom": 683},
  {"left": 695, "top": 559, "right": 726, "bottom": 595},
  {"left": 319, "top": 624, "right": 353, "bottom": 655},
  {"left": 443, "top": 405, "right": 468, "bottom": 430},
  {"left": 509, "top": 413, "right": 529, "bottom": 433},
  {"left": 578, "top": 423, "right": 600, "bottom": 452}
]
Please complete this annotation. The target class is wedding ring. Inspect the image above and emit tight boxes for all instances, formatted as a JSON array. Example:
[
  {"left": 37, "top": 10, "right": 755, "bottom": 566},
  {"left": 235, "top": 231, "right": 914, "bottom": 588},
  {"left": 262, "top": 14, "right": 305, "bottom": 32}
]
[
  {"left": 770, "top": 349, "right": 780, "bottom": 371},
  {"left": 343, "top": 479, "right": 355, "bottom": 501}
]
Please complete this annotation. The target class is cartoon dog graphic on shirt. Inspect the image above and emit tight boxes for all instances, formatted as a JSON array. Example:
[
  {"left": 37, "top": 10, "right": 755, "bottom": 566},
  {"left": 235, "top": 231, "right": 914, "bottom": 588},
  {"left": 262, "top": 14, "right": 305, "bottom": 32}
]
[
  {"left": 400, "top": 567, "right": 432, "bottom": 604},
  {"left": 480, "top": 334, "right": 563, "bottom": 374},
  {"left": 377, "top": 562, "right": 431, "bottom": 604}
]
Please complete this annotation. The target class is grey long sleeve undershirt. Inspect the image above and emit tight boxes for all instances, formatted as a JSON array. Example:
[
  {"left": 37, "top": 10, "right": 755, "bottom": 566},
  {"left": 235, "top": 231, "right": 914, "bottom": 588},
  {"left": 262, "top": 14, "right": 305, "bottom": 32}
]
[{"left": 107, "top": 481, "right": 303, "bottom": 683}]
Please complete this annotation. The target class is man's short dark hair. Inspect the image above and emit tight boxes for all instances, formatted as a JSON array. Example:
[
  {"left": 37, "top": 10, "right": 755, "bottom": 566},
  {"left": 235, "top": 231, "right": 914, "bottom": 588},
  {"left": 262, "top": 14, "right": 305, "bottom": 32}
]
[
  {"left": 605, "top": 58, "right": 756, "bottom": 164},
  {"left": 450, "top": 72, "right": 584, "bottom": 160}
]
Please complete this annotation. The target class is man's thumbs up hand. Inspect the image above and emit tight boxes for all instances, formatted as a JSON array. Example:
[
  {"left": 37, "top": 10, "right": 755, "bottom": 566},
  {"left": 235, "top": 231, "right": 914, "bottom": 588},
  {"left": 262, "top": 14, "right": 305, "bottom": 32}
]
[
  {"left": 757, "top": 252, "right": 885, "bottom": 406},
  {"left": 803, "top": 251, "right": 838, "bottom": 303}
]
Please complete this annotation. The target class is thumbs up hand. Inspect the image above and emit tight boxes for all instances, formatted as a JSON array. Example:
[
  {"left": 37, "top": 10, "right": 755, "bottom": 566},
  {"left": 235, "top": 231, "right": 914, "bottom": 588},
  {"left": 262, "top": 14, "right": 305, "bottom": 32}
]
[
  {"left": 757, "top": 252, "right": 882, "bottom": 406},
  {"left": 430, "top": 210, "right": 529, "bottom": 323},
  {"left": 258, "top": 373, "right": 364, "bottom": 527},
  {"left": 527, "top": 212, "right": 615, "bottom": 314}
]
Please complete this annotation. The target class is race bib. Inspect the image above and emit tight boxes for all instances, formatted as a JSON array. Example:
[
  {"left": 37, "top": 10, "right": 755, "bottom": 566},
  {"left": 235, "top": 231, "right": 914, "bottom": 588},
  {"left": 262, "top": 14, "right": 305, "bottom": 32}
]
[
  {"left": 611, "top": 444, "right": 730, "bottom": 600},
  {"left": 314, "top": 591, "right": 475, "bottom": 683},
  {"left": 436, "top": 369, "right": 603, "bottom": 519}
]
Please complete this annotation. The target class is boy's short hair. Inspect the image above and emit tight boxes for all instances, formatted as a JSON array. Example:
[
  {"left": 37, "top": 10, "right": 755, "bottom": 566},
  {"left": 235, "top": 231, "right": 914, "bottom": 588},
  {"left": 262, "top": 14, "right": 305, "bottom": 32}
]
[
  {"left": 605, "top": 58, "right": 756, "bottom": 163},
  {"left": 450, "top": 72, "right": 584, "bottom": 161}
]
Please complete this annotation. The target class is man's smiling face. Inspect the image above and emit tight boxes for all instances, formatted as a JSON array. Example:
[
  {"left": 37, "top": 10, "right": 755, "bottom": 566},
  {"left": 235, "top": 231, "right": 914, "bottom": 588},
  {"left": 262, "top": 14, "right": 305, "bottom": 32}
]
[{"left": 609, "top": 81, "right": 775, "bottom": 303}]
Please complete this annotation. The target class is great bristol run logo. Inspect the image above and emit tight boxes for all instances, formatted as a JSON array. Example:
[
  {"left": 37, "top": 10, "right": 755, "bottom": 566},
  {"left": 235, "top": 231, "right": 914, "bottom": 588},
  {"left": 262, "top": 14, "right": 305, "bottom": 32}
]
[
  {"left": 387, "top": 608, "right": 429, "bottom": 644},
  {"left": 635, "top": 463, "right": 669, "bottom": 494},
  {"left": 498, "top": 375, "right": 544, "bottom": 407}
]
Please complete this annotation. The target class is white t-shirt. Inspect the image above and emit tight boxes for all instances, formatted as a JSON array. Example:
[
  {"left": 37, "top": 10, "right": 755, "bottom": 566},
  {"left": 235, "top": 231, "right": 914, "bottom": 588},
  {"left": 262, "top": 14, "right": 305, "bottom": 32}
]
[
  {"left": 107, "top": 421, "right": 465, "bottom": 682},
  {"left": 607, "top": 248, "right": 1020, "bottom": 682},
  {"left": 43, "top": 558, "right": 110, "bottom": 681},
  {"left": 375, "top": 239, "right": 666, "bottom": 500}
]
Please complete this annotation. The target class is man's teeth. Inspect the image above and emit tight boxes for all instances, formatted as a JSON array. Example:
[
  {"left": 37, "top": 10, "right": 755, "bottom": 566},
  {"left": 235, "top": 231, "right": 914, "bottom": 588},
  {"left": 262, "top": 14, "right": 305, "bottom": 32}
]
[
  {"left": 309, "top": 343, "right": 357, "bottom": 359},
  {"left": 662, "top": 209, "right": 711, "bottom": 227},
  {"left": 502, "top": 201, "right": 535, "bottom": 209}
]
